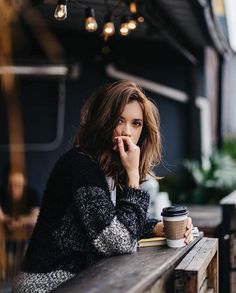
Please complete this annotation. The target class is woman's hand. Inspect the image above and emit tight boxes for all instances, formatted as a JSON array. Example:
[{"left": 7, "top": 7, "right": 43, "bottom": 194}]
[
  {"left": 152, "top": 221, "right": 165, "bottom": 237},
  {"left": 184, "top": 217, "right": 193, "bottom": 245},
  {"left": 0, "top": 208, "right": 11, "bottom": 224},
  {"left": 7, "top": 218, "right": 24, "bottom": 230},
  {"left": 115, "top": 136, "right": 140, "bottom": 187},
  {"left": 153, "top": 217, "right": 193, "bottom": 245}
]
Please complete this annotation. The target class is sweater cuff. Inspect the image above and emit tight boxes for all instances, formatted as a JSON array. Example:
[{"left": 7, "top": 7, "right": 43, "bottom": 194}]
[
  {"left": 121, "top": 187, "right": 150, "bottom": 207},
  {"left": 141, "top": 218, "right": 160, "bottom": 238}
]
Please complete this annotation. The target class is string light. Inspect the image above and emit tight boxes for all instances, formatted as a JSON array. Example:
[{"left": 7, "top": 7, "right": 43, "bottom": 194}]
[
  {"left": 127, "top": 16, "right": 137, "bottom": 30},
  {"left": 103, "top": 15, "right": 115, "bottom": 41},
  {"left": 52, "top": 0, "right": 145, "bottom": 39},
  {"left": 120, "top": 16, "right": 129, "bottom": 36},
  {"left": 137, "top": 15, "right": 144, "bottom": 23},
  {"left": 130, "top": 1, "right": 137, "bottom": 14},
  {"left": 54, "top": 0, "right": 67, "bottom": 21},
  {"left": 133, "top": 12, "right": 144, "bottom": 23},
  {"left": 129, "top": 1, "right": 144, "bottom": 24},
  {"left": 85, "top": 7, "right": 98, "bottom": 32}
]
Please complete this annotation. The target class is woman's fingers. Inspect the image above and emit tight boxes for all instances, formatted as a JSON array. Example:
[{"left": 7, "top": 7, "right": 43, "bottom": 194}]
[
  {"left": 153, "top": 221, "right": 165, "bottom": 237},
  {"left": 187, "top": 217, "right": 192, "bottom": 229},
  {"left": 115, "top": 136, "right": 136, "bottom": 151},
  {"left": 184, "top": 217, "right": 193, "bottom": 244},
  {"left": 116, "top": 137, "right": 126, "bottom": 157},
  {"left": 114, "top": 135, "right": 140, "bottom": 175},
  {"left": 185, "top": 232, "right": 193, "bottom": 244}
]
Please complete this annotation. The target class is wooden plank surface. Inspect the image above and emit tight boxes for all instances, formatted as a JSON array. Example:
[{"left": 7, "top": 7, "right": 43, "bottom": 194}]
[
  {"left": 207, "top": 252, "right": 218, "bottom": 293},
  {"left": 54, "top": 234, "right": 203, "bottom": 293},
  {"left": 183, "top": 238, "right": 217, "bottom": 272},
  {"left": 175, "top": 238, "right": 218, "bottom": 293}
]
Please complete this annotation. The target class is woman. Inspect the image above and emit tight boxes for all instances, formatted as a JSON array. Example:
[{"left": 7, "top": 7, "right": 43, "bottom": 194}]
[
  {"left": 14, "top": 80, "right": 192, "bottom": 292},
  {"left": 0, "top": 171, "right": 40, "bottom": 229}
]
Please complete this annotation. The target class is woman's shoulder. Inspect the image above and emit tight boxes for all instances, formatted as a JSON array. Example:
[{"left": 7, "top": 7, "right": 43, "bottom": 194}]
[
  {"left": 57, "top": 147, "right": 100, "bottom": 177},
  {"left": 59, "top": 147, "right": 97, "bottom": 166},
  {"left": 58, "top": 147, "right": 108, "bottom": 191}
]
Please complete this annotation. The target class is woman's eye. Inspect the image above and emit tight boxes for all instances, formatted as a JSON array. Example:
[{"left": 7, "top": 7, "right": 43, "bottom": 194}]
[
  {"left": 133, "top": 122, "right": 142, "bottom": 127},
  {"left": 118, "top": 119, "right": 123, "bottom": 124}
]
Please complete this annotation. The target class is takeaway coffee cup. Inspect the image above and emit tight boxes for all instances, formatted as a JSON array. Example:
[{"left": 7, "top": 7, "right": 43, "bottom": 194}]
[{"left": 161, "top": 206, "right": 189, "bottom": 248}]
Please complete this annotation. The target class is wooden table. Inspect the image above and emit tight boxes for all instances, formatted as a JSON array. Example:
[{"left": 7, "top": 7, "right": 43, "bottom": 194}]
[{"left": 54, "top": 234, "right": 206, "bottom": 293}]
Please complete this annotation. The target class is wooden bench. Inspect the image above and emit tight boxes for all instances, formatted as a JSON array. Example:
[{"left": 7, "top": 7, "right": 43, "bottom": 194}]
[
  {"left": 175, "top": 238, "right": 218, "bottom": 293},
  {"left": 54, "top": 234, "right": 204, "bottom": 293}
]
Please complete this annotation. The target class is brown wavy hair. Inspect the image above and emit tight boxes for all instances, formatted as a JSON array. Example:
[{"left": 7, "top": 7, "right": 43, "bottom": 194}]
[{"left": 74, "top": 80, "right": 161, "bottom": 187}]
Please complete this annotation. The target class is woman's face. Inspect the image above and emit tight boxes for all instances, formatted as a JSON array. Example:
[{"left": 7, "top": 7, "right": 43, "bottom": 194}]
[
  {"left": 8, "top": 172, "right": 25, "bottom": 201},
  {"left": 113, "top": 100, "right": 144, "bottom": 145}
]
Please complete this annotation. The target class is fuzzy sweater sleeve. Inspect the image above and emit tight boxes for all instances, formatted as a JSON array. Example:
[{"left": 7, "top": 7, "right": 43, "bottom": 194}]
[
  {"left": 70, "top": 151, "right": 150, "bottom": 256},
  {"left": 73, "top": 186, "right": 149, "bottom": 256}
]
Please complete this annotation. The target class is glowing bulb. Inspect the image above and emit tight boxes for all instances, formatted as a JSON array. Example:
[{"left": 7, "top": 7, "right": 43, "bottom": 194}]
[
  {"left": 130, "top": 2, "right": 137, "bottom": 14},
  {"left": 103, "top": 15, "right": 115, "bottom": 40},
  {"left": 137, "top": 15, "right": 144, "bottom": 23},
  {"left": 119, "top": 16, "right": 129, "bottom": 36},
  {"left": 133, "top": 13, "right": 145, "bottom": 23},
  {"left": 104, "top": 23, "right": 115, "bottom": 35},
  {"left": 128, "top": 19, "right": 137, "bottom": 30},
  {"left": 54, "top": 0, "right": 67, "bottom": 21},
  {"left": 120, "top": 23, "right": 129, "bottom": 36},
  {"left": 85, "top": 7, "right": 98, "bottom": 32},
  {"left": 85, "top": 17, "right": 98, "bottom": 32}
]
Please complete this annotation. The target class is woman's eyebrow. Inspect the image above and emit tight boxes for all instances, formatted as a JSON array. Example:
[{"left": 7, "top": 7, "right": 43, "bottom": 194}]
[{"left": 133, "top": 118, "right": 143, "bottom": 122}]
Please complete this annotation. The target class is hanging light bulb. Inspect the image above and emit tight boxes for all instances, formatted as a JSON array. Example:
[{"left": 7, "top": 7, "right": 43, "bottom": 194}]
[
  {"left": 54, "top": 0, "right": 67, "bottom": 21},
  {"left": 85, "top": 7, "right": 98, "bottom": 32},
  {"left": 133, "top": 13, "right": 144, "bottom": 23},
  {"left": 130, "top": 1, "right": 137, "bottom": 14},
  {"left": 103, "top": 15, "right": 115, "bottom": 41},
  {"left": 137, "top": 15, "right": 144, "bottom": 23},
  {"left": 127, "top": 16, "right": 137, "bottom": 30},
  {"left": 120, "top": 16, "right": 129, "bottom": 36}
]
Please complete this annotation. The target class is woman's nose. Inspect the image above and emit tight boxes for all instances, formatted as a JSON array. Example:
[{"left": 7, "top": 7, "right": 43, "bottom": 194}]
[{"left": 121, "top": 125, "right": 131, "bottom": 137}]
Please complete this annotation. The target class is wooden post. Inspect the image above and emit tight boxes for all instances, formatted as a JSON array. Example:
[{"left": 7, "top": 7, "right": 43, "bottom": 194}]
[{"left": 0, "top": 222, "right": 7, "bottom": 280}]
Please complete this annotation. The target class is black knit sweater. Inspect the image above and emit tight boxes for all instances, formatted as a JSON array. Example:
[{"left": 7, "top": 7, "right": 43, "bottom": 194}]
[{"left": 22, "top": 147, "right": 158, "bottom": 274}]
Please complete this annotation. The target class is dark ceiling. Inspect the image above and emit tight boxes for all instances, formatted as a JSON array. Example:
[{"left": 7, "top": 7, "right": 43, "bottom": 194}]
[{"left": 12, "top": 0, "right": 232, "bottom": 62}]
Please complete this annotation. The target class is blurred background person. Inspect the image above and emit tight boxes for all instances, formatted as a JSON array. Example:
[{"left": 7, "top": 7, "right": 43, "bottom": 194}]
[{"left": 0, "top": 170, "right": 40, "bottom": 231}]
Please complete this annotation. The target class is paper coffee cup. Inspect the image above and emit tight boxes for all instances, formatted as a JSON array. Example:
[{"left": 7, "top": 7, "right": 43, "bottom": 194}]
[{"left": 161, "top": 206, "right": 189, "bottom": 248}]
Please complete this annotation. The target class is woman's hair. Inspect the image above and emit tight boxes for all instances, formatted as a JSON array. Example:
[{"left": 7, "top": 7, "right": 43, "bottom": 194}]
[{"left": 74, "top": 80, "right": 161, "bottom": 187}]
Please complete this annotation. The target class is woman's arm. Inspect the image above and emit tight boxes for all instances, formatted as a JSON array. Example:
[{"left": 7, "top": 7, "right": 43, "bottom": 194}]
[
  {"left": 73, "top": 185, "right": 149, "bottom": 256},
  {"left": 19, "top": 208, "right": 40, "bottom": 227},
  {"left": 7, "top": 208, "right": 40, "bottom": 229},
  {"left": 70, "top": 140, "right": 149, "bottom": 256},
  {"left": 141, "top": 218, "right": 162, "bottom": 238},
  {"left": 0, "top": 207, "right": 10, "bottom": 223}
]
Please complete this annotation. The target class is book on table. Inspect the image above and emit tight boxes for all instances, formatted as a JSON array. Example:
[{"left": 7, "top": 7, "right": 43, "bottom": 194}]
[
  {"left": 138, "top": 237, "right": 166, "bottom": 247},
  {"left": 138, "top": 226, "right": 199, "bottom": 248}
]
